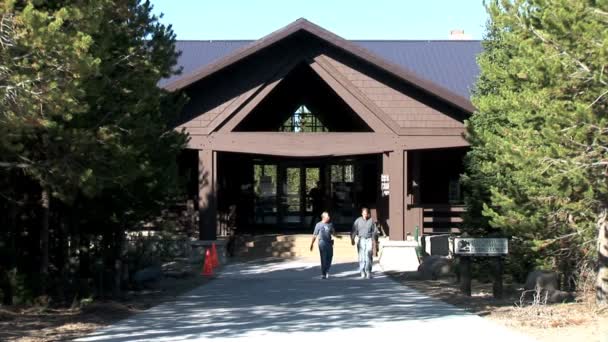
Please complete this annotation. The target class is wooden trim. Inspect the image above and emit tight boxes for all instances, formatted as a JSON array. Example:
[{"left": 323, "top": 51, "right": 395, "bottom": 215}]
[
  {"left": 217, "top": 78, "right": 284, "bottom": 133},
  {"left": 415, "top": 204, "right": 465, "bottom": 235},
  {"left": 308, "top": 60, "right": 391, "bottom": 133},
  {"left": 204, "top": 84, "right": 265, "bottom": 133},
  {"left": 406, "top": 206, "right": 424, "bottom": 237},
  {"left": 178, "top": 122, "right": 468, "bottom": 137},
  {"left": 299, "top": 21, "right": 475, "bottom": 113},
  {"left": 423, "top": 216, "right": 464, "bottom": 223},
  {"left": 419, "top": 205, "right": 466, "bottom": 212},
  {"left": 186, "top": 133, "right": 468, "bottom": 153},
  {"left": 378, "top": 152, "right": 390, "bottom": 233},
  {"left": 216, "top": 55, "right": 310, "bottom": 133},
  {"left": 399, "top": 127, "right": 466, "bottom": 136},
  {"left": 162, "top": 18, "right": 475, "bottom": 114},
  {"left": 401, "top": 135, "right": 468, "bottom": 150},
  {"left": 410, "top": 151, "right": 420, "bottom": 205},
  {"left": 189, "top": 133, "right": 396, "bottom": 157},
  {"left": 388, "top": 149, "right": 406, "bottom": 240},
  {"left": 198, "top": 150, "right": 217, "bottom": 240},
  {"left": 313, "top": 55, "right": 401, "bottom": 133},
  {"left": 163, "top": 20, "right": 305, "bottom": 91}
]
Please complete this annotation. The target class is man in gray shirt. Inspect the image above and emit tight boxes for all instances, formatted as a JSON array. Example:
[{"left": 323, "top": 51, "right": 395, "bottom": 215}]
[
  {"left": 310, "top": 212, "right": 335, "bottom": 279},
  {"left": 351, "top": 207, "right": 378, "bottom": 279}
]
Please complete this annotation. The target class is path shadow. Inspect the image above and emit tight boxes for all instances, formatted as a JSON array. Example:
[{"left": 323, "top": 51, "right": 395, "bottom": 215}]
[{"left": 76, "top": 260, "right": 469, "bottom": 341}]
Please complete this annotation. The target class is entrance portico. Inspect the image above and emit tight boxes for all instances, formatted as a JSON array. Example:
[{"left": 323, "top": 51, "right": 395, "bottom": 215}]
[{"left": 167, "top": 19, "right": 474, "bottom": 250}]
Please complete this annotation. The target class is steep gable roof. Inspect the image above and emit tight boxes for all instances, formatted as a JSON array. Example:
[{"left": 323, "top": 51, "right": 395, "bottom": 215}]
[
  {"left": 162, "top": 40, "right": 481, "bottom": 100},
  {"left": 162, "top": 18, "right": 481, "bottom": 113}
]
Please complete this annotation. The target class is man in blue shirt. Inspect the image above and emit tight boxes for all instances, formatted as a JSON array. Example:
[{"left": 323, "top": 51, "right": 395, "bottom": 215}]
[
  {"left": 310, "top": 212, "right": 335, "bottom": 279},
  {"left": 351, "top": 207, "right": 378, "bottom": 279}
]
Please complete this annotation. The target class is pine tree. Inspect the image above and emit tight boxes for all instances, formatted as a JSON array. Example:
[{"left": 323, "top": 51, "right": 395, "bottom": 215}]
[
  {"left": 0, "top": 0, "right": 186, "bottom": 299},
  {"left": 465, "top": 0, "right": 608, "bottom": 302},
  {"left": 0, "top": 0, "right": 105, "bottom": 294}
]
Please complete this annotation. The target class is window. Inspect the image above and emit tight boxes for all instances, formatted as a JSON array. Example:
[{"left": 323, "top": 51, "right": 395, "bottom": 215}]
[
  {"left": 280, "top": 105, "right": 328, "bottom": 132},
  {"left": 305, "top": 168, "right": 320, "bottom": 212},
  {"left": 448, "top": 178, "right": 462, "bottom": 204},
  {"left": 330, "top": 164, "right": 354, "bottom": 183},
  {"left": 254, "top": 164, "right": 277, "bottom": 224},
  {"left": 330, "top": 163, "right": 355, "bottom": 225}
]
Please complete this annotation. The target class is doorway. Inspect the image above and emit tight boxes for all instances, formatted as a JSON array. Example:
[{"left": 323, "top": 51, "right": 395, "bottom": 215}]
[
  {"left": 280, "top": 165, "right": 322, "bottom": 227},
  {"left": 229, "top": 154, "right": 379, "bottom": 232}
]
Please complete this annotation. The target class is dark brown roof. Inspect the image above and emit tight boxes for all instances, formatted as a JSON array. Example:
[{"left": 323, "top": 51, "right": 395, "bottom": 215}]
[
  {"left": 163, "top": 40, "right": 481, "bottom": 100},
  {"left": 163, "top": 18, "right": 478, "bottom": 113}
]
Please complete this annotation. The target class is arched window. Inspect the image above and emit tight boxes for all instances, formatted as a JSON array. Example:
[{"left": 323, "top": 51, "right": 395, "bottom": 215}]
[{"left": 279, "top": 105, "right": 327, "bottom": 132}]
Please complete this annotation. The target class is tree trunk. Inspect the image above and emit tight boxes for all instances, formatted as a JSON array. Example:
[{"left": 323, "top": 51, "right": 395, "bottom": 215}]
[
  {"left": 78, "top": 230, "right": 91, "bottom": 299},
  {"left": 40, "top": 188, "right": 50, "bottom": 294},
  {"left": 112, "top": 229, "right": 125, "bottom": 299},
  {"left": 1, "top": 192, "right": 18, "bottom": 305},
  {"left": 597, "top": 208, "right": 608, "bottom": 305},
  {"left": 58, "top": 214, "right": 68, "bottom": 303}
]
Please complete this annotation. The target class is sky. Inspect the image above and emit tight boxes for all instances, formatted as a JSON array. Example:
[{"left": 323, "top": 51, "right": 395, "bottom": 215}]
[{"left": 150, "top": 0, "right": 489, "bottom": 41}]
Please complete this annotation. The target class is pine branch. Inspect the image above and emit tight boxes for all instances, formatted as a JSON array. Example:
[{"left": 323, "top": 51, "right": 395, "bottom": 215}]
[
  {"left": 588, "top": 89, "right": 608, "bottom": 108},
  {"left": 0, "top": 161, "right": 30, "bottom": 169}
]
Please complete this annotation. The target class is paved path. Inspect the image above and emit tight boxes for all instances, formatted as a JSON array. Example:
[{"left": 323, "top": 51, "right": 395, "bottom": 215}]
[{"left": 76, "top": 259, "right": 536, "bottom": 341}]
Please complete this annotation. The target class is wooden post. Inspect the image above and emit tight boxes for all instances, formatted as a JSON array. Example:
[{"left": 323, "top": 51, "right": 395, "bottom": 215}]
[
  {"left": 411, "top": 150, "right": 421, "bottom": 205},
  {"left": 460, "top": 256, "right": 472, "bottom": 296},
  {"left": 405, "top": 151, "right": 422, "bottom": 237},
  {"left": 493, "top": 257, "right": 504, "bottom": 299},
  {"left": 388, "top": 150, "right": 406, "bottom": 241},
  {"left": 198, "top": 150, "right": 217, "bottom": 240},
  {"left": 378, "top": 152, "right": 390, "bottom": 233}
]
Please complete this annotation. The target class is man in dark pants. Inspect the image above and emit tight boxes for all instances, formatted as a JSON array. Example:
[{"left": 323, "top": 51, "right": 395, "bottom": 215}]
[
  {"left": 310, "top": 212, "right": 335, "bottom": 279},
  {"left": 351, "top": 207, "right": 378, "bottom": 279}
]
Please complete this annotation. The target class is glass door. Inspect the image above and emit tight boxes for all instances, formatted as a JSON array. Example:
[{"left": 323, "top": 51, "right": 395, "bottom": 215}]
[
  {"left": 253, "top": 161, "right": 323, "bottom": 229},
  {"left": 279, "top": 164, "right": 322, "bottom": 227},
  {"left": 304, "top": 167, "right": 321, "bottom": 225},
  {"left": 253, "top": 164, "right": 277, "bottom": 224},
  {"left": 282, "top": 167, "right": 302, "bottom": 224}
]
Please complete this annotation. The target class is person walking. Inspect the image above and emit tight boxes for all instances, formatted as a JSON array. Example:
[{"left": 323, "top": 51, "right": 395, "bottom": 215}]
[
  {"left": 351, "top": 207, "right": 378, "bottom": 279},
  {"left": 308, "top": 181, "right": 324, "bottom": 226},
  {"left": 310, "top": 212, "right": 335, "bottom": 279}
]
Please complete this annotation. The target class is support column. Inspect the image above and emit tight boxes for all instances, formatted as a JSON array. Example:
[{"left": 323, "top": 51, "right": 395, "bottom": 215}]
[
  {"left": 379, "top": 150, "right": 419, "bottom": 272},
  {"left": 388, "top": 150, "right": 407, "bottom": 241},
  {"left": 405, "top": 150, "right": 422, "bottom": 238},
  {"left": 411, "top": 150, "right": 421, "bottom": 205},
  {"left": 377, "top": 152, "right": 390, "bottom": 231},
  {"left": 198, "top": 149, "right": 217, "bottom": 240}
]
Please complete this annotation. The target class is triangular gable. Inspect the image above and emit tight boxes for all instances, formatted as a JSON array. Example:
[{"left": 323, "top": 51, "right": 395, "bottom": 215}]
[
  {"left": 216, "top": 60, "right": 396, "bottom": 134},
  {"left": 163, "top": 18, "right": 475, "bottom": 114}
]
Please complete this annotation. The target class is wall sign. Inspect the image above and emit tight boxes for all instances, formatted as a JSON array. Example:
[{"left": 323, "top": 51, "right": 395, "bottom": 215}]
[
  {"left": 381, "top": 174, "right": 389, "bottom": 196},
  {"left": 452, "top": 238, "right": 508, "bottom": 256}
]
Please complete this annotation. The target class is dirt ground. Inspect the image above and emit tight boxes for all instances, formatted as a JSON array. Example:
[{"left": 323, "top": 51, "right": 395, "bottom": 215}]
[
  {"left": 390, "top": 272, "right": 608, "bottom": 342},
  {"left": 0, "top": 260, "right": 211, "bottom": 342}
]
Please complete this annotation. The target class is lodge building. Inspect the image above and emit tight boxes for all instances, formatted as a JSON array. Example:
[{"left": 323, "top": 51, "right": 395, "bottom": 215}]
[{"left": 164, "top": 19, "right": 481, "bottom": 254}]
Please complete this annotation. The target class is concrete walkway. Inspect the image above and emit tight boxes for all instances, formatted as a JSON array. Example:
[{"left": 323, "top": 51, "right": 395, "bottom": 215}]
[{"left": 76, "top": 259, "right": 536, "bottom": 341}]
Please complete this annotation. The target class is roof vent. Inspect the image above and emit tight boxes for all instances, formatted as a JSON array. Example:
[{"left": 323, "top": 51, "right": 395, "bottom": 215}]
[{"left": 449, "top": 29, "right": 472, "bottom": 40}]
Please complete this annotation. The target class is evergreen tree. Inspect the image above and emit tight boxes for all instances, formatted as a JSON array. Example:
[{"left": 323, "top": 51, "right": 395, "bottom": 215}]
[
  {"left": 0, "top": 0, "right": 186, "bottom": 300},
  {"left": 465, "top": 0, "right": 608, "bottom": 302},
  {"left": 0, "top": 0, "right": 105, "bottom": 295},
  {"left": 77, "top": 0, "right": 187, "bottom": 296}
]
